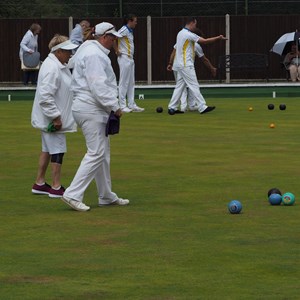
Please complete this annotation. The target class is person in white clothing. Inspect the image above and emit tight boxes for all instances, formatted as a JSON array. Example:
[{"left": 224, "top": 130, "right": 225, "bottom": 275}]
[
  {"left": 167, "top": 29, "right": 217, "bottom": 112},
  {"left": 283, "top": 44, "right": 300, "bottom": 82},
  {"left": 115, "top": 14, "right": 144, "bottom": 113},
  {"left": 168, "top": 17, "right": 226, "bottom": 115},
  {"left": 61, "top": 22, "right": 130, "bottom": 212},
  {"left": 19, "top": 23, "right": 41, "bottom": 85},
  {"left": 31, "top": 35, "right": 78, "bottom": 198},
  {"left": 70, "top": 20, "right": 90, "bottom": 47}
]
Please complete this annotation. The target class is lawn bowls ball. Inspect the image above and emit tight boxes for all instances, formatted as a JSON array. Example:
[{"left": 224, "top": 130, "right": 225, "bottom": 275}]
[
  {"left": 268, "top": 104, "right": 275, "bottom": 110},
  {"left": 282, "top": 192, "right": 295, "bottom": 206},
  {"left": 156, "top": 107, "right": 163, "bottom": 113},
  {"left": 268, "top": 193, "right": 282, "bottom": 205},
  {"left": 228, "top": 200, "right": 242, "bottom": 214},
  {"left": 279, "top": 104, "right": 286, "bottom": 110},
  {"left": 248, "top": 107, "right": 253, "bottom": 111},
  {"left": 267, "top": 188, "right": 282, "bottom": 197}
]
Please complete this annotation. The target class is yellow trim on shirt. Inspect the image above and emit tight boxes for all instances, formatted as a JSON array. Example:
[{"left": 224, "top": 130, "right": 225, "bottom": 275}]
[
  {"left": 192, "top": 41, "right": 195, "bottom": 61},
  {"left": 183, "top": 39, "right": 189, "bottom": 67},
  {"left": 125, "top": 37, "right": 131, "bottom": 57}
]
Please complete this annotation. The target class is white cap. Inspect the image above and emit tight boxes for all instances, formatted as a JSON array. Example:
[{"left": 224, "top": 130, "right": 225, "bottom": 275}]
[
  {"left": 95, "top": 22, "right": 122, "bottom": 38},
  {"left": 51, "top": 40, "right": 79, "bottom": 52}
]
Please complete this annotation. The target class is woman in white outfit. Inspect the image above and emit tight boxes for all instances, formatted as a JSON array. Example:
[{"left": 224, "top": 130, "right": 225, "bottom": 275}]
[
  {"left": 31, "top": 35, "right": 78, "bottom": 198},
  {"left": 284, "top": 44, "right": 300, "bottom": 82},
  {"left": 19, "top": 23, "right": 41, "bottom": 85}
]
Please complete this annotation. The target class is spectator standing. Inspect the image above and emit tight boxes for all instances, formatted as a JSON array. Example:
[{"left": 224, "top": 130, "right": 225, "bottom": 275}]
[
  {"left": 62, "top": 22, "right": 130, "bottom": 212},
  {"left": 31, "top": 35, "right": 78, "bottom": 198},
  {"left": 115, "top": 14, "right": 144, "bottom": 113},
  {"left": 19, "top": 23, "right": 41, "bottom": 85}
]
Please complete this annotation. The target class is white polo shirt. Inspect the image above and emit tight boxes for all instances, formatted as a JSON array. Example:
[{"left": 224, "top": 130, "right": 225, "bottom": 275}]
[
  {"left": 117, "top": 25, "right": 134, "bottom": 59},
  {"left": 173, "top": 28, "right": 200, "bottom": 70}
]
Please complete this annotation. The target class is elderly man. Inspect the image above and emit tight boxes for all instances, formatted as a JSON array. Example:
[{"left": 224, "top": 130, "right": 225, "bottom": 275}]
[{"left": 62, "top": 22, "right": 130, "bottom": 212}]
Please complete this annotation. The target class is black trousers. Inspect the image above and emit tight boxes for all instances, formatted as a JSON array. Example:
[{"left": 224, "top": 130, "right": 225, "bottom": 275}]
[{"left": 23, "top": 70, "right": 38, "bottom": 85}]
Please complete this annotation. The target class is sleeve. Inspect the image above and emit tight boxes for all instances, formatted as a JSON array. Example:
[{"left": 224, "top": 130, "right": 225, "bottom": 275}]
[
  {"left": 70, "top": 25, "right": 83, "bottom": 45},
  {"left": 118, "top": 26, "right": 128, "bottom": 37},
  {"left": 85, "top": 54, "right": 119, "bottom": 112},
  {"left": 195, "top": 44, "right": 204, "bottom": 58},
  {"left": 38, "top": 65, "right": 61, "bottom": 119},
  {"left": 189, "top": 32, "right": 200, "bottom": 43},
  {"left": 20, "top": 31, "right": 33, "bottom": 53}
]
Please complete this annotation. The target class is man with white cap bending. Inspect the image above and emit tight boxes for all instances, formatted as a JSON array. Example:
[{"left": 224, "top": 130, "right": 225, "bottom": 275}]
[{"left": 61, "top": 22, "right": 130, "bottom": 212}]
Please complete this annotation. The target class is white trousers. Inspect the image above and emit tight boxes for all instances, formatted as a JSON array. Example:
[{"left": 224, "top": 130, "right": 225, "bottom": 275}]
[
  {"left": 173, "top": 71, "right": 197, "bottom": 111},
  {"left": 64, "top": 111, "right": 117, "bottom": 203},
  {"left": 118, "top": 55, "right": 136, "bottom": 109},
  {"left": 168, "top": 66, "right": 207, "bottom": 113}
]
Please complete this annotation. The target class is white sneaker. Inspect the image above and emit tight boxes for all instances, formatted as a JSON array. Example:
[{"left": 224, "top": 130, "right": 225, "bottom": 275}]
[
  {"left": 189, "top": 106, "right": 199, "bottom": 111},
  {"left": 121, "top": 107, "right": 132, "bottom": 113},
  {"left": 131, "top": 106, "right": 144, "bottom": 112},
  {"left": 61, "top": 196, "right": 90, "bottom": 212},
  {"left": 99, "top": 198, "right": 130, "bottom": 206}
]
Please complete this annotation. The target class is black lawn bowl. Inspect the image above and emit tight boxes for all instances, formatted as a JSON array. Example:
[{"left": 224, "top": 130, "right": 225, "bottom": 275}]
[
  {"left": 279, "top": 104, "right": 286, "bottom": 110},
  {"left": 267, "top": 188, "right": 282, "bottom": 197}
]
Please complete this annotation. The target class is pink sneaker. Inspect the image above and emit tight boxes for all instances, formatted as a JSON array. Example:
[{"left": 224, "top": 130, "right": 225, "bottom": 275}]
[
  {"left": 32, "top": 183, "right": 51, "bottom": 195},
  {"left": 49, "top": 186, "right": 65, "bottom": 198}
]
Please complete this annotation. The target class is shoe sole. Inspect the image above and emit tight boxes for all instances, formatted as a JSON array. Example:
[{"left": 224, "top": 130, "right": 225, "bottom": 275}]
[
  {"left": 32, "top": 189, "right": 50, "bottom": 195},
  {"left": 49, "top": 194, "right": 64, "bottom": 198},
  {"left": 99, "top": 200, "right": 129, "bottom": 206},
  {"left": 61, "top": 197, "right": 90, "bottom": 212}
]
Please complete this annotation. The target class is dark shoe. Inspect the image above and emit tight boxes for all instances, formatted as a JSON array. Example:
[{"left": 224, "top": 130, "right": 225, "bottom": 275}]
[
  {"left": 168, "top": 108, "right": 175, "bottom": 115},
  {"left": 168, "top": 109, "right": 184, "bottom": 115},
  {"left": 200, "top": 106, "right": 216, "bottom": 114},
  {"left": 49, "top": 186, "right": 65, "bottom": 198},
  {"left": 32, "top": 182, "right": 51, "bottom": 195}
]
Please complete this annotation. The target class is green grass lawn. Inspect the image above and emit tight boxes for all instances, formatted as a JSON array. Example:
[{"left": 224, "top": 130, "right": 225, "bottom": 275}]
[{"left": 0, "top": 97, "right": 300, "bottom": 299}]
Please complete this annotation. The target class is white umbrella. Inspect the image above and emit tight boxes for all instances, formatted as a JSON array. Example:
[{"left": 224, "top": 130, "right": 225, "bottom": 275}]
[{"left": 270, "top": 31, "right": 300, "bottom": 56}]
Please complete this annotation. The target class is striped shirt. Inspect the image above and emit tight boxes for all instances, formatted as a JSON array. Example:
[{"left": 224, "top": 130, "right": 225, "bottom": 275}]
[
  {"left": 117, "top": 25, "right": 134, "bottom": 59},
  {"left": 173, "top": 28, "right": 200, "bottom": 69}
]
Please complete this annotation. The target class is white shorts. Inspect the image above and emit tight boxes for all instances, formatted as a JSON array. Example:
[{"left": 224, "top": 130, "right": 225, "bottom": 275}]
[{"left": 41, "top": 132, "right": 67, "bottom": 155}]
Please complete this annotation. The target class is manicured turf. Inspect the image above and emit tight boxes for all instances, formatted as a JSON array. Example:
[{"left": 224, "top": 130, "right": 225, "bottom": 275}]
[{"left": 1, "top": 97, "right": 299, "bottom": 299}]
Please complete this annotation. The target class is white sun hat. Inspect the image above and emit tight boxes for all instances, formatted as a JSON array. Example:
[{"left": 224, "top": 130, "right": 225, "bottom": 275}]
[{"left": 51, "top": 40, "right": 79, "bottom": 52}]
